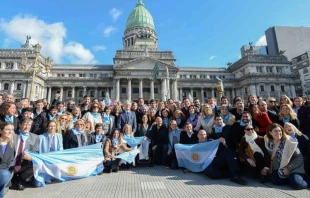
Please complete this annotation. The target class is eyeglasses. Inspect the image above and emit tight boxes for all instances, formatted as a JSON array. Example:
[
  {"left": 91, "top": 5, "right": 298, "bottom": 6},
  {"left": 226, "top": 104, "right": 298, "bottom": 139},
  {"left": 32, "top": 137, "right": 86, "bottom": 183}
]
[
  {"left": 69, "top": 103, "right": 75, "bottom": 105},
  {"left": 61, "top": 118, "right": 67, "bottom": 120},
  {"left": 245, "top": 128, "right": 254, "bottom": 131}
]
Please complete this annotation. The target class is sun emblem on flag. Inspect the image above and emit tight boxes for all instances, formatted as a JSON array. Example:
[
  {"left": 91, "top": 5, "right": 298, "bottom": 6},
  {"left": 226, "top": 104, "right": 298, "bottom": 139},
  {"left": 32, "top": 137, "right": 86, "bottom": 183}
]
[
  {"left": 67, "top": 166, "right": 76, "bottom": 176},
  {"left": 192, "top": 153, "right": 199, "bottom": 161}
]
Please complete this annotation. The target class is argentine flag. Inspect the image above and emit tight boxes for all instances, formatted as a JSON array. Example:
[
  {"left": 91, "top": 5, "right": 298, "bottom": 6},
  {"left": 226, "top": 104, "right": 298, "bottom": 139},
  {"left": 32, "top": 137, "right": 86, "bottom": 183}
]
[
  {"left": 122, "top": 136, "right": 144, "bottom": 148},
  {"left": 116, "top": 149, "right": 140, "bottom": 163},
  {"left": 28, "top": 144, "right": 104, "bottom": 187},
  {"left": 175, "top": 140, "right": 220, "bottom": 172}
]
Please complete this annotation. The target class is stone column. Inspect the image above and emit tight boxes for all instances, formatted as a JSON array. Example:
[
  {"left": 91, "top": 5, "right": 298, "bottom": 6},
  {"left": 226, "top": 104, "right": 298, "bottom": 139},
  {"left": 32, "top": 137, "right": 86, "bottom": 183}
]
[
  {"left": 83, "top": 86, "right": 87, "bottom": 97},
  {"left": 94, "top": 87, "right": 98, "bottom": 99},
  {"left": 60, "top": 87, "right": 63, "bottom": 101},
  {"left": 166, "top": 78, "right": 170, "bottom": 99},
  {"left": 161, "top": 79, "right": 166, "bottom": 101},
  {"left": 13, "top": 62, "right": 18, "bottom": 70},
  {"left": 22, "top": 82, "right": 27, "bottom": 98},
  {"left": 179, "top": 87, "right": 183, "bottom": 101},
  {"left": 0, "top": 81, "right": 2, "bottom": 91},
  {"left": 173, "top": 79, "right": 178, "bottom": 101},
  {"left": 0, "top": 62, "right": 4, "bottom": 69},
  {"left": 116, "top": 79, "right": 120, "bottom": 101},
  {"left": 190, "top": 88, "right": 194, "bottom": 99},
  {"left": 72, "top": 87, "right": 75, "bottom": 99},
  {"left": 127, "top": 78, "right": 132, "bottom": 101},
  {"left": 277, "top": 85, "right": 281, "bottom": 98},
  {"left": 150, "top": 79, "right": 154, "bottom": 100},
  {"left": 262, "top": 66, "right": 267, "bottom": 73},
  {"left": 139, "top": 79, "right": 143, "bottom": 99},
  {"left": 41, "top": 86, "right": 46, "bottom": 99},
  {"left": 201, "top": 88, "right": 204, "bottom": 103},
  {"left": 10, "top": 81, "right": 15, "bottom": 94},
  {"left": 290, "top": 84, "right": 296, "bottom": 98},
  {"left": 211, "top": 88, "right": 215, "bottom": 98},
  {"left": 47, "top": 87, "right": 52, "bottom": 104}
]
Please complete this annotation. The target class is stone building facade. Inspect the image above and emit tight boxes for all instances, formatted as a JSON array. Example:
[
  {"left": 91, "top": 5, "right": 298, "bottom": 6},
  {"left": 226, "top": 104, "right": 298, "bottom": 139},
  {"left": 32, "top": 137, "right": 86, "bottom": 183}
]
[{"left": 0, "top": 0, "right": 297, "bottom": 104}]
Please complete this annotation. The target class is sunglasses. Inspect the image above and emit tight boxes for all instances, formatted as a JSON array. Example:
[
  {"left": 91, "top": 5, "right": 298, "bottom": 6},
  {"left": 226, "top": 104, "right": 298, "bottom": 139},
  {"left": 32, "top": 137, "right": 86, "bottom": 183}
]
[
  {"left": 245, "top": 128, "right": 254, "bottom": 131},
  {"left": 280, "top": 98, "right": 287, "bottom": 100},
  {"left": 270, "top": 101, "right": 276, "bottom": 103}
]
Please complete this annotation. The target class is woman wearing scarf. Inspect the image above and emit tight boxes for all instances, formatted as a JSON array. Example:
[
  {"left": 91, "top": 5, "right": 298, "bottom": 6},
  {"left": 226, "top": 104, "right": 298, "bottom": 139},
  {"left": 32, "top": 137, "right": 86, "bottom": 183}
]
[
  {"left": 63, "top": 119, "right": 88, "bottom": 149},
  {"left": 186, "top": 105, "right": 199, "bottom": 128},
  {"left": 148, "top": 108, "right": 157, "bottom": 126},
  {"left": 161, "top": 108, "right": 172, "bottom": 129},
  {"left": 238, "top": 124, "right": 269, "bottom": 182},
  {"left": 104, "top": 129, "right": 132, "bottom": 173},
  {"left": 264, "top": 123, "right": 308, "bottom": 190},
  {"left": 0, "top": 122, "right": 15, "bottom": 198},
  {"left": 249, "top": 104, "right": 272, "bottom": 136},
  {"left": 293, "top": 97, "right": 310, "bottom": 137},
  {"left": 0, "top": 102, "right": 19, "bottom": 130},
  {"left": 82, "top": 103, "right": 103, "bottom": 131},
  {"left": 277, "top": 104, "right": 300, "bottom": 129},
  {"left": 102, "top": 106, "right": 115, "bottom": 136},
  {"left": 71, "top": 107, "right": 82, "bottom": 124},
  {"left": 220, "top": 105, "right": 235, "bottom": 126},
  {"left": 172, "top": 110, "right": 186, "bottom": 129},
  {"left": 55, "top": 114, "right": 69, "bottom": 136},
  {"left": 39, "top": 121, "right": 63, "bottom": 153},
  {"left": 194, "top": 104, "right": 215, "bottom": 133},
  {"left": 87, "top": 123, "right": 107, "bottom": 146},
  {"left": 284, "top": 122, "right": 309, "bottom": 157},
  {"left": 166, "top": 120, "right": 181, "bottom": 169},
  {"left": 136, "top": 115, "right": 151, "bottom": 137},
  {"left": 65, "top": 112, "right": 74, "bottom": 130}
]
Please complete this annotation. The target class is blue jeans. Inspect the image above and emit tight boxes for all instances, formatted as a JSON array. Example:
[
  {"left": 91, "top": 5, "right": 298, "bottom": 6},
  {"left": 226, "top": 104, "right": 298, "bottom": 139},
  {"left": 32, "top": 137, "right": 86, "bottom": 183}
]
[
  {"left": 0, "top": 169, "right": 11, "bottom": 198},
  {"left": 271, "top": 170, "right": 308, "bottom": 190}
]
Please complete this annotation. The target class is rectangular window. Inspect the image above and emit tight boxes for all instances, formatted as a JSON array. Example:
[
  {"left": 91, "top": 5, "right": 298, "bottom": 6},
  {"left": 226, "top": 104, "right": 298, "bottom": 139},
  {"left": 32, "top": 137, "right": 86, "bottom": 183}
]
[
  {"left": 203, "top": 91, "right": 207, "bottom": 97},
  {"left": 94, "top": 74, "right": 97, "bottom": 78},
  {"left": 143, "top": 88, "right": 150, "bottom": 93},
  {"left": 90, "top": 91, "right": 95, "bottom": 97},
  {"left": 17, "top": 83, "right": 22, "bottom": 90},
  {"left": 101, "top": 91, "right": 106, "bottom": 97},
  {"left": 79, "top": 74, "right": 83, "bottom": 77},
  {"left": 193, "top": 91, "right": 197, "bottom": 98},
  {"left": 121, "top": 88, "right": 126, "bottom": 94},
  {"left": 5, "top": 63, "right": 13, "bottom": 69},
  {"left": 190, "top": 75, "right": 193, "bottom": 78},
  {"left": 281, "top": 86, "right": 285, "bottom": 92},
  {"left": 61, "top": 74, "right": 64, "bottom": 77},
  {"left": 267, "top": 67, "right": 273, "bottom": 73},
  {"left": 260, "top": 85, "right": 265, "bottom": 92},
  {"left": 154, "top": 88, "right": 158, "bottom": 94},
  {"left": 276, "top": 67, "right": 282, "bottom": 73},
  {"left": 182, "top": 92, "right": 186, "bottom": 97},
  {"left": 57, "top": 74, "right": 61, "bottom": 77},
  {"left": 79, "top": 91, "right": 83, "bottom": 97},
  {"left": 245, "top": 87, "right": 248, "bottom": 93},
  {"left": 90, "top": 74, "right": 93, "bottom": 77},
  {"left": 4, "top": 83, "right": 9, "bottom": 90},
  {"left": 68, "top": 91, "right": 72, "bottom": 97},
  {"left": 193, "top": 75, "right": 196, "bottom": 79},
  {"left": 133, "top": 88, "right": 139, "bottom": 94},
  {"left": 257, "top": 67, "right": 262, "bottom": 73},
  {"left": 271, "top": 85, "right": 275, "bottom": 92}
]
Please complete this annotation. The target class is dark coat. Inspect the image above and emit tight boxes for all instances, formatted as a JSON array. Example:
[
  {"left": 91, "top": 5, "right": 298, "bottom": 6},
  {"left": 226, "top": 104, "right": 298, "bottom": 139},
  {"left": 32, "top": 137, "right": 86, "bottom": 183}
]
[
  {"left": 210, "top": 125, "right": 231, "bottom": 140},
  {"left": 276, "top": 118, "right": 300, "bottom": 129},
  {"left": 297, "top": 106, "right": 310, "bottom": 136},
  {"left": 87, "top": 132, "right": 107, "bottom": 146},
  {"left": 147, "top": 124, "right": 169, "bottom": 146},
  {"left": 63, "top": 129, "right": 87, "bottom": 149},
  {"left": 180, "top": 130, "right": 198, "bottom": 145},
  {"left": 0, "top": 143, "right": 15, "bottom": 169},
  {"left": 0, "top": 116, "right": 19, "bottom": 131},
  {"left": 229, "top": 107, "right": 248, "bottom": 121},
  {"left": 294, "top": 133, "right": 310, "bottom": 157}
]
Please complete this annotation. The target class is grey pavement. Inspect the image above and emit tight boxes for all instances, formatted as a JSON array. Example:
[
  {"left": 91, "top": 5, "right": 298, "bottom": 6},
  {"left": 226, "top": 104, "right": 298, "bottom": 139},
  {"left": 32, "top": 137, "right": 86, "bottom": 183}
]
[{"left": 6, "top": 166, "right": 310, "bottom": 198}]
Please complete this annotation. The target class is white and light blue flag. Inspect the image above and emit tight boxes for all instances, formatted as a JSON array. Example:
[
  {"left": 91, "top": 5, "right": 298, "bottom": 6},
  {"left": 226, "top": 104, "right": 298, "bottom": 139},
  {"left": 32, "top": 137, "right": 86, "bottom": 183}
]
[
  {"left": 175, "top": 140, "right": 220, "bottom": 172},
  {"left": 115, "top": 149, "right": 140, "bottom": 163},
  {"left": 28, "top": 144, "right": 104, "bottom": 187},
  {"left": 122, "top": 136, "right": 144, "bottom": 148}
]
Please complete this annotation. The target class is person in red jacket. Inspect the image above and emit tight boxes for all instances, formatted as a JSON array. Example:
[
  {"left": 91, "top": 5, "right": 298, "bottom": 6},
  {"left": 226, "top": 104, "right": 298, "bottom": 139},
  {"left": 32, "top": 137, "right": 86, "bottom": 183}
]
[{"left": 249, "top": 104, "right": 272, "bottom": 136}]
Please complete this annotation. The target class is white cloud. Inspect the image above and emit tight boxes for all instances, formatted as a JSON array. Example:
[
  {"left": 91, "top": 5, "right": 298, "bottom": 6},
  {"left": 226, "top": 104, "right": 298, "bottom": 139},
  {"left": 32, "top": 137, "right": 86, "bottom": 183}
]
[
  {"left": 92, "top": 45, "right": 106, "bottom": 52},
  {"left": 103, "top": 26, "right": 116, "bottom": 37},
  {"left": 2, "top": 38, "right": 11, "bottom": 48},
  {"left": 109, "top": 8, "right": 122, "bottom": 21},
  {"left": 209, "top": 55, "right": 216, "bottom": 60},
  {"left": 255, "top": 35, "right": 267, "bottom": 46},
  {"left": 0, "top": 14, "right": 96, "bottom": 64}
]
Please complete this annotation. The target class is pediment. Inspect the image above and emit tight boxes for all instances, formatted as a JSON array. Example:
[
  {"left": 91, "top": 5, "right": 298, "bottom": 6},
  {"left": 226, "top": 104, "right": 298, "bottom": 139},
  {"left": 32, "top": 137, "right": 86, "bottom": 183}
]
[{"left": 114, "top": 57, "right": 178, "bottom": 71}]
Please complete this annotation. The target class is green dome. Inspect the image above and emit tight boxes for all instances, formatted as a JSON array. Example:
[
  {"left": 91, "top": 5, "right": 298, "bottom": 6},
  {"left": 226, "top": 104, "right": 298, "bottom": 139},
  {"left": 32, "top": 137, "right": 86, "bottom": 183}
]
[{"left": 126, "top": 0, "right": 155, "bottom": 31}]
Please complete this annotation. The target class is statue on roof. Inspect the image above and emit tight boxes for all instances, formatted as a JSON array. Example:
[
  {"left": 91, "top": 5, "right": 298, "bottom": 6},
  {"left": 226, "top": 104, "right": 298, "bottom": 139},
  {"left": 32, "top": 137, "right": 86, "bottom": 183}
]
[
  {"left": 278, "top": 50, "right": 286, "bottom": 55},
  {"left": 26, "top": 35, "right": 31, "bottom": 44},
  {"left": 21, "top": 35, "right": 32, "bottom": 49}
]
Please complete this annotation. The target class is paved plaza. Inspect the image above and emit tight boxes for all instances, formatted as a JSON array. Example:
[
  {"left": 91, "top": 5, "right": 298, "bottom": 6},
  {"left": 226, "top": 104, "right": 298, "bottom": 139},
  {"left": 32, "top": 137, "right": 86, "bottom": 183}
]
[{"left": 6, "top": 166, "right": 310, "bottom": 198}]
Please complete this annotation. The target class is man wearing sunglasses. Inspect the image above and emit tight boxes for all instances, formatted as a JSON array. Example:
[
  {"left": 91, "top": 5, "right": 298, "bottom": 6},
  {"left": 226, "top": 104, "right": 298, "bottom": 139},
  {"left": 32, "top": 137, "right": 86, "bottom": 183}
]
[
  {"left": 267, "top": 97, "right": 279, "bottom": 115},
  {"left": 227, "top": 111, "right": 258, "bottom": 152}
]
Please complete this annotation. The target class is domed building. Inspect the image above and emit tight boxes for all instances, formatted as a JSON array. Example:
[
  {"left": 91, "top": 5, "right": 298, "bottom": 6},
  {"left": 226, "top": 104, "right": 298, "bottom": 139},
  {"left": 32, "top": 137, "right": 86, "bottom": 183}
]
[{"left": 0, "top": 0, "right": 296, "bottom": 103}]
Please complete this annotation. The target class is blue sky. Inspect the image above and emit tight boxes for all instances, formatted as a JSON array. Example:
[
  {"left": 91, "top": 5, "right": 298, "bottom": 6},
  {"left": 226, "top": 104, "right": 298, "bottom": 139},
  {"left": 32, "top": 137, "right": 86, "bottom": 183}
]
[{"left": 0, "top": 0, "right": 310, "bottom": 67}]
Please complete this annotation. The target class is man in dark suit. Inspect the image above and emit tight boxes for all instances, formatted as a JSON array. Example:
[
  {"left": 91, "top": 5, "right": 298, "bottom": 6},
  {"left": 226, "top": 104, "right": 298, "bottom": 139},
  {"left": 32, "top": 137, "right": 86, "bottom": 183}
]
[
  {"left": 117, "top": 100, "right": 137, "bottom": 133},
  {"left": 180, "top": 122, "right": 197, "bottom": 144},
  {"left": 10, "top": 118, "right": 39, "bottom": 190}
]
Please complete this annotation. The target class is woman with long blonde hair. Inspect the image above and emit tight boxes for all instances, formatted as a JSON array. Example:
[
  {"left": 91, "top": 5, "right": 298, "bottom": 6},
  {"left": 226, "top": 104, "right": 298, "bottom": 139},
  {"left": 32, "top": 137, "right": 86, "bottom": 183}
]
[
  {"left": 194, "top": 104, "right": 215, "bottom": 133},
  {"left": 284, "top": 122, "right": 309, "bottom": 157},
  {"left": 278, "top": 95, "right": 293, "bottom": 107},
  {"left": 277, "top": 104, "right": 300, "bottom": 129},
  {"left": 0, "top": 122, "right": 15, "bottom": 197},
  {"left": 55, "top": 113, "right": 69, "bottom": 135}
]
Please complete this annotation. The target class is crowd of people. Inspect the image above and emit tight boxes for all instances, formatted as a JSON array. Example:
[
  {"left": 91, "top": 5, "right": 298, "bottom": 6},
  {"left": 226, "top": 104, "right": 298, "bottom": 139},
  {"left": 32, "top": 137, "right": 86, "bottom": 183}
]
[{"left": 0, "top": 92, "right": 310, "bottom": 197}]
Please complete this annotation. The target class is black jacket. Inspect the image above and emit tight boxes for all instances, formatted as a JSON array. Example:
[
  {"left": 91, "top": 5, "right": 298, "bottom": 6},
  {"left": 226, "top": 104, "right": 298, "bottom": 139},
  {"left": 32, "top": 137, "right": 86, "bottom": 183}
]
[
  {"left": 180, "top": 130, "right": 198, "bottom": 145},
  {"left": 147, "top": 124, "right": 169, "bottom": 146},
  {"left": 63, "top": 129, "right": 87, "bottom": 149},
  {"left": 0, "top": 116, "right": 19, "bottom": 131}
]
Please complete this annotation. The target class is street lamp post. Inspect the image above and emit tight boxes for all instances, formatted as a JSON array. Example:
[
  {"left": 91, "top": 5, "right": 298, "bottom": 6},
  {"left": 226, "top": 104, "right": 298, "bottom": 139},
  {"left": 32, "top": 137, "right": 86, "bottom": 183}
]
[{"left": 20, "top": 43, "right": 53, "bottom": 101}]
